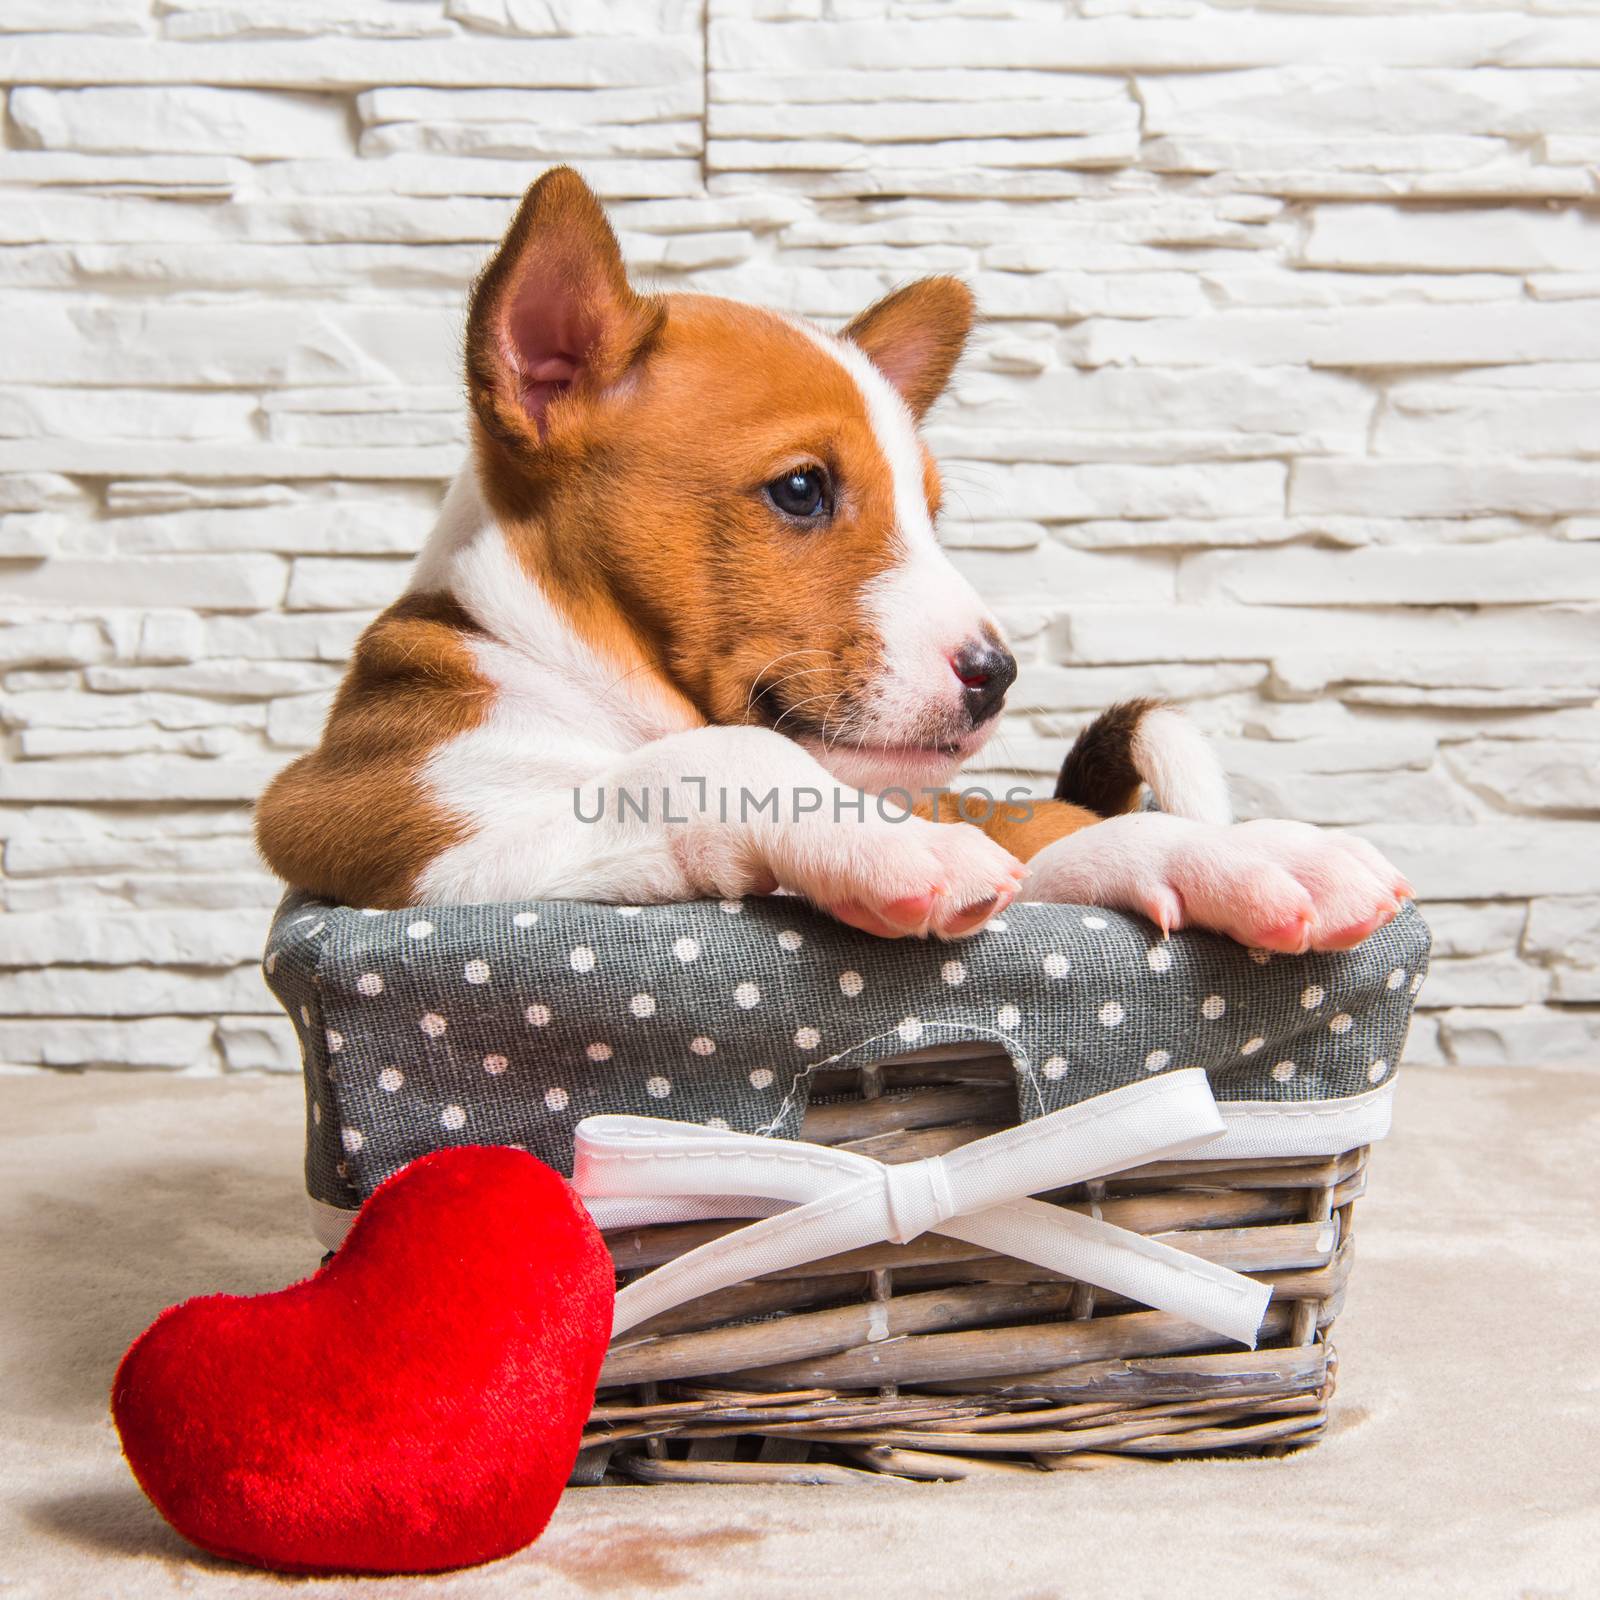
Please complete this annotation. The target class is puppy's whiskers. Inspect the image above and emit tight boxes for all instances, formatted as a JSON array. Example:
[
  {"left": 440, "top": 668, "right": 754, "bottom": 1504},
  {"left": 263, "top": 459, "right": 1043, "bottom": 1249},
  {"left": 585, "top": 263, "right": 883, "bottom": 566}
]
[
  {"left": 742, "top": 648, "right": 830, "bottom": 722},
  {"left": 769, "top": 691, "right": 838, "bottom": 737},
  {"left": 818, "top": 689, "right": 851, "bottom": 752}
]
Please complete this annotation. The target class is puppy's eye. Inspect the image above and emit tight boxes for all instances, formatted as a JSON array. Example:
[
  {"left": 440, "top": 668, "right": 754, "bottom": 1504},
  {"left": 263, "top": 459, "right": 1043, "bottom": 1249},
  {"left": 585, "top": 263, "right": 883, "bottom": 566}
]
[{"left": 765, "top": 466, "right": 832, "bottom": 522}]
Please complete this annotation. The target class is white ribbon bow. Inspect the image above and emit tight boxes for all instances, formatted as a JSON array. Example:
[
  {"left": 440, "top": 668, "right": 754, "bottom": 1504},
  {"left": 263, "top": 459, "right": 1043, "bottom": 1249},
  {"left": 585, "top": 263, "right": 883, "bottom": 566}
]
[{"left": 573, "top": 1068, "right": 1270, "bottom": 1351}]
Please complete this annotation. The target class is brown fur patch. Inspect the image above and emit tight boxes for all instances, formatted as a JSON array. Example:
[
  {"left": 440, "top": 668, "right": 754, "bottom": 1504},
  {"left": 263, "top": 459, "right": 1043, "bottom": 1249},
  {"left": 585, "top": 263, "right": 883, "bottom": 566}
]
[
  {"left": 917, "top": 790, "right": 1101, "bottom": 862},
  {"left": 255, "top": 592, "right": 491, "bottom": 908},
  {"left": 921, "top": 447, "right": 944, "bottom": 520},
  {"left": 1053, "top": 698, "right": 1162, "bottom": 819}
]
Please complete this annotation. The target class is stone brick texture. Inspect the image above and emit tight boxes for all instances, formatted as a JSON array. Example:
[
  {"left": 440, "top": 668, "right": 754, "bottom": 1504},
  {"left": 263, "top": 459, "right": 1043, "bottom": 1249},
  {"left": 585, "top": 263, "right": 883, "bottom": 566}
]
[{"left": 3, "top": 0, "right": 1598, "bottom": 1075}]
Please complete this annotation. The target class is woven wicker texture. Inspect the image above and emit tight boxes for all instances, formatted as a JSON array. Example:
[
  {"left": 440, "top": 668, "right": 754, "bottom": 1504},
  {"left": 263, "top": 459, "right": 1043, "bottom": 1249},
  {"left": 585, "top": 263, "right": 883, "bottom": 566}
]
[{"left": 580, "top": 1051, "right": 1363, "bottom": 1483}]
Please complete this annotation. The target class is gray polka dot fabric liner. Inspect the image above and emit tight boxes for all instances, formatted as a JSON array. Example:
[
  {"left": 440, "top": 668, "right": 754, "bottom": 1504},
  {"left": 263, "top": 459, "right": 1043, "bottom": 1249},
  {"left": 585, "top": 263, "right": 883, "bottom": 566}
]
[{"left": 265, "top": 891, "right": 1430, "bottom": 1231}]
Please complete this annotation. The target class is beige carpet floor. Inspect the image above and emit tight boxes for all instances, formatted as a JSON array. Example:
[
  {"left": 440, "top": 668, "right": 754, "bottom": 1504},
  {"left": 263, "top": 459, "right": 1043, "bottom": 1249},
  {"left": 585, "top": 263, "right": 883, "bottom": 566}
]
[{"left": 2, "top": 1065, "right": 1595, "bottom": 1600}]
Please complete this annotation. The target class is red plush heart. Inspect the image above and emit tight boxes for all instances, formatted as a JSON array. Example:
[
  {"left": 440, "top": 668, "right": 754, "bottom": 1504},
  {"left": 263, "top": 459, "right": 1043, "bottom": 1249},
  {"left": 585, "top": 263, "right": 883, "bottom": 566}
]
[{"left": 112, "top": 1146, "right": 614, "bottom": 1576}]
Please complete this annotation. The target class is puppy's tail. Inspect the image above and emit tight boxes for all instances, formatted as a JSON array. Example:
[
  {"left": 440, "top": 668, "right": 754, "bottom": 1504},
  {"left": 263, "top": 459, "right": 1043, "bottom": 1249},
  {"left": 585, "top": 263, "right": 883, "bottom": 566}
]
[{"left": 1054, "top": 699, "right": 1232, "bottom": 825}]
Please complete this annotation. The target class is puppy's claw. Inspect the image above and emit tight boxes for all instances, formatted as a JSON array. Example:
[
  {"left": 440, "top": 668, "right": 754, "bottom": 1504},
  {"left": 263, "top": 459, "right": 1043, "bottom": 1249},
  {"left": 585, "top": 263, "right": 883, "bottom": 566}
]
[
  {"left": 941, "top": 885, "right": 1014, "bottom": 939},
  {"left": 830, "top": 901, "right": 909, "bottom": 940},
  {"left": 883, "top": 891, "right": 939, "bottom": 934},
  {"left": 1257, "top": 915, "right": 1313, "bottom": 956},
  {"left": 1317, "top": 903, "right": 1398, "bottom": 952},
  {"left": 1141, "top": 884, "right": 1184, "bottom": 939}
]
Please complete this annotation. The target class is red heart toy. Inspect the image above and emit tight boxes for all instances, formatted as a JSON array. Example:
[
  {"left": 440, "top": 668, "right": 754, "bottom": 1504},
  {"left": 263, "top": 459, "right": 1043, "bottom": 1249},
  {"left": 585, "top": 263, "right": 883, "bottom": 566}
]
[{"left": 112, "top": 1146, "right": 614, "bottom": 1575}]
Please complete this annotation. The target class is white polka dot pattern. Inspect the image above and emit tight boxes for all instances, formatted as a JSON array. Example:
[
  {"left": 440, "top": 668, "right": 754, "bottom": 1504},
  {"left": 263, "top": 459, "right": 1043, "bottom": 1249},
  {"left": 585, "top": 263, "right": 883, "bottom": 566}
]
[{"left": 268, "top": 892, "right": 1430, "bottom": 1218}]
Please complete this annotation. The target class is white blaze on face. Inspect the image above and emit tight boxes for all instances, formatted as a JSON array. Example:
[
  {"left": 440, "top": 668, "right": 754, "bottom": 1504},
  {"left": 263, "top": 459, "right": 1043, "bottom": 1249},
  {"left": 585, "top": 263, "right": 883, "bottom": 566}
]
[{"left": 795, "top": 321, "right": 1000, "bottom": 773}]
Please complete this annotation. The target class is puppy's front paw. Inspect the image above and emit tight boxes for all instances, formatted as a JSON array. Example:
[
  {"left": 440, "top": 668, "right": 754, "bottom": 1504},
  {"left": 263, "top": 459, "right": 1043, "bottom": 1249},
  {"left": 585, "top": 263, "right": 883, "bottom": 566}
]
[
  {"left": 771, "top": 814, "right": 1025, "bottom": 941},
  {"left": 1022, "top": 813, "right": 1412, "bottom": 953}
]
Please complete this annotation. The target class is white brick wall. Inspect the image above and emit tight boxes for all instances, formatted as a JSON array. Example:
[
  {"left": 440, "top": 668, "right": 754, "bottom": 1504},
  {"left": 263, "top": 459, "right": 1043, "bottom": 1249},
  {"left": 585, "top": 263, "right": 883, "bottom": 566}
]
[{"left": 4, "top": 1, "right": 1599, "bottom": 1076}]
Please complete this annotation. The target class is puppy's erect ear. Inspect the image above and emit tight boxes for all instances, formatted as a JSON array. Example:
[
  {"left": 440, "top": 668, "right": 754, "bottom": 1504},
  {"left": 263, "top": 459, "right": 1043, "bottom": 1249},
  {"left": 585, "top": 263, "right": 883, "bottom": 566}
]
[
  {"left": 465, "top": 166, "right": 664, "bottom": 452},
  {"left": 841, "top": 276, "right": 975, "bottom": 422}
]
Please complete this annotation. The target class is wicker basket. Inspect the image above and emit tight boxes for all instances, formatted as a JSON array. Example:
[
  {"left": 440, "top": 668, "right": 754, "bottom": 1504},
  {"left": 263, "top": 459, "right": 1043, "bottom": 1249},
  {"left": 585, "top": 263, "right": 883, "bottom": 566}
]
[{"left": 578, "top": 1044, "right": 1357, "bottom": 1485}]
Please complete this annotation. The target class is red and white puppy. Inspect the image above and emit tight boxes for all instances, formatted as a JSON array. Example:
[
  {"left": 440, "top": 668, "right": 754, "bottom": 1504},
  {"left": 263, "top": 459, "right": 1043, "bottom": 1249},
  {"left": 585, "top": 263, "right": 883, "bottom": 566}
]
[{"left": 258, "top": 167, "right": 1409, "bottom": 952}]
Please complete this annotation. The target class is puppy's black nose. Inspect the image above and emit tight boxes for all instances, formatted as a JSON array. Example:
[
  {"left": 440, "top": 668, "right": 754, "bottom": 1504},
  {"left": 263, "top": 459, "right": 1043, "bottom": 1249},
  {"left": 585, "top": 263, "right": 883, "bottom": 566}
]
[{"left": 951, "top": 640, "right": 1017, "bottom": 727}]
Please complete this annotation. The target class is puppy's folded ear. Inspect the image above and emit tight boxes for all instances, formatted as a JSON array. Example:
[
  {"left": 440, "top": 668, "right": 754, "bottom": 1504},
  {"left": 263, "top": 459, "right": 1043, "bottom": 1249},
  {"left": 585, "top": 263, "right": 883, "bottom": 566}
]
[
  {"left": 842, "top": 276, "right": 975, "bottom": 421},
  {"left": 466, "top": 165, "right": 664, "bottom": 454}
]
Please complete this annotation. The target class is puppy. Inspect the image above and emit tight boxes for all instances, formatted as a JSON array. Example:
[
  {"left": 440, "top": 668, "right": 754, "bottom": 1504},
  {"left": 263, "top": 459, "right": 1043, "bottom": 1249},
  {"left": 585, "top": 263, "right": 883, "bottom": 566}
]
[{"left": 258, "top": 167, "right": 1409, "bottom": 952}]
